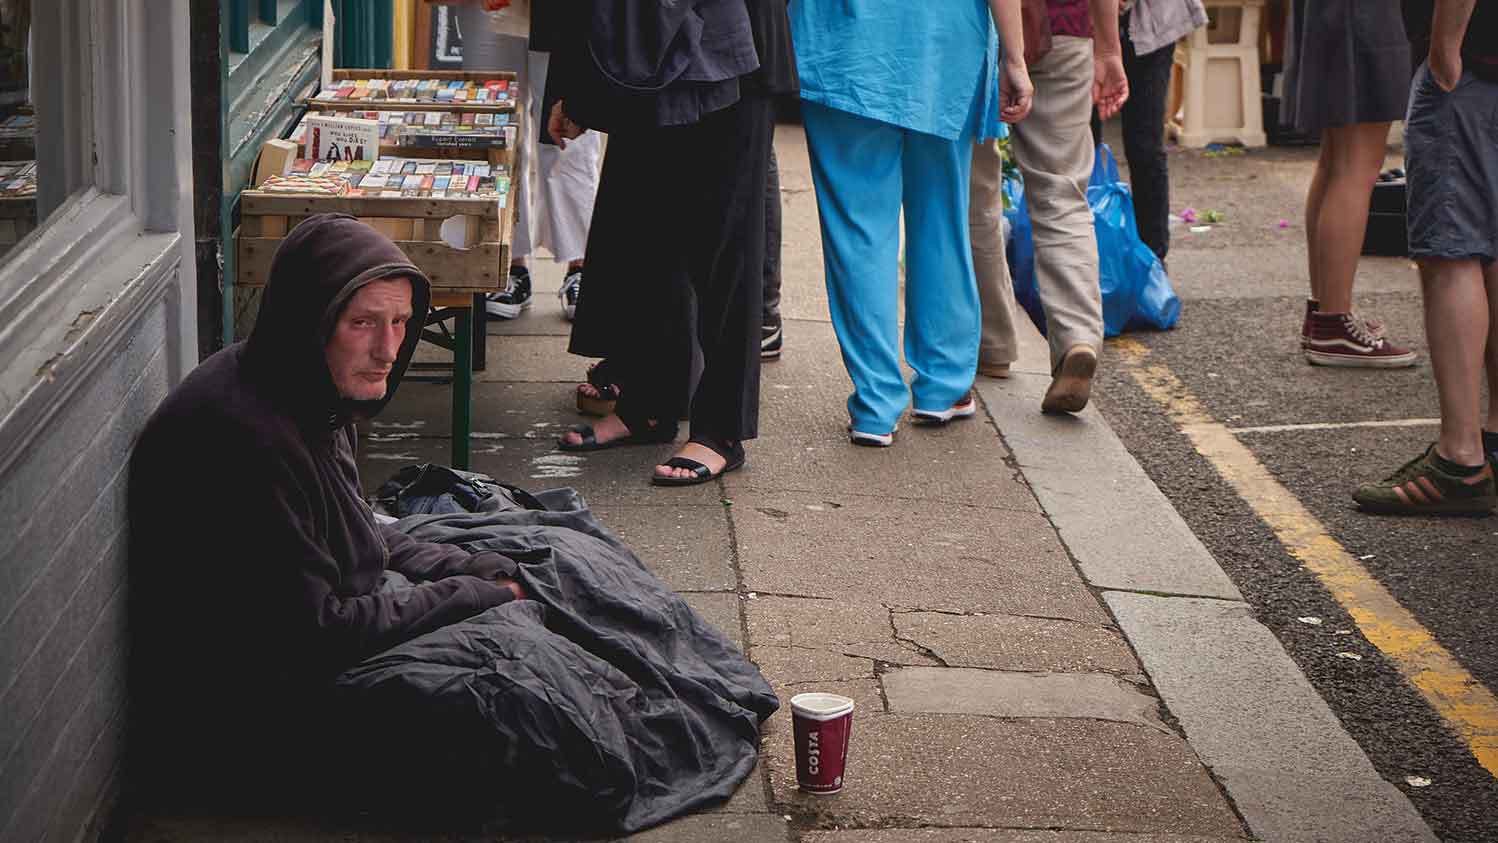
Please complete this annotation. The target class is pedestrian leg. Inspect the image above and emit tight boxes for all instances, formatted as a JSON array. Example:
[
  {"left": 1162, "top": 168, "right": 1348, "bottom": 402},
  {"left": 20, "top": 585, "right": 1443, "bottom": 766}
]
[
  {"left": 903, "top": 130, "right": 981, "bottom": 414},
  {"left": 970, "top": 139, "right": 1021, "bottom": 374},
  {"left": 802, "top": 101, "right": 907, "bottom": 435}
]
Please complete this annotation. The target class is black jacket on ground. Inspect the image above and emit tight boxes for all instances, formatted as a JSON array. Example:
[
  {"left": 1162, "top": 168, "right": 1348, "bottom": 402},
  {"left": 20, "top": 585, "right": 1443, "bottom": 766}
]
[{"left": 127, "top": 214, "right": 516, "bottom": 800}]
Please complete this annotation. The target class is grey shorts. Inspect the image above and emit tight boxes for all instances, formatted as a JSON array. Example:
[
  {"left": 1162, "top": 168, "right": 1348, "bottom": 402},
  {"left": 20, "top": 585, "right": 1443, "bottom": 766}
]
[{"left": 1405, "top": 63, "right": 1498, "bottom": 265}]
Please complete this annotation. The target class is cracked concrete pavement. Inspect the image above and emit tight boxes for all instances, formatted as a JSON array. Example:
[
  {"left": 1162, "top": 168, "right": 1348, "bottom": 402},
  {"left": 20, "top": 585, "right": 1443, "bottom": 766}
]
[{"left": 342, "top": 126, "right": 1255, "bottom": 841}]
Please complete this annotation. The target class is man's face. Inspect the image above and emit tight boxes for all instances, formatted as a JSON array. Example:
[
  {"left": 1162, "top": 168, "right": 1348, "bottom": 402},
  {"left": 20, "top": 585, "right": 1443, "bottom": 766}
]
[{"left": 325, "top": 278, "right": 414, "bottom": 402}]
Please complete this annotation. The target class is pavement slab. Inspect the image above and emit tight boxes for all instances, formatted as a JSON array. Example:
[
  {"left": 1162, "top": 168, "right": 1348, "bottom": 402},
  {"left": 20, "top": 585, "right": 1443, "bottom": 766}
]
[
  {"left": 379, "top": 381, "right": 606, "bottom": 439},
  {"left": 881, "top": 667, "right": 1167, "bottom": 733},
  {"left": 733, "top": 493, "right": 1103, "bottom": 620},
  {"left": 765, "top": 715, "right": 1244, "bottom": 837},
  {"left": 358, "top": 435, "right": 722, "bottom": 506},
  {"left": 624, "top": 812, "right": 791, "bottom": 842},
  {"left": 975, "top": 364, "right": 1242, "bottom": 601},
  {"left": 750, "top": 647, "right": 883, "bottom": 687},
  {"left": 587, "top": 503, "right": 735, "bottom": 593},
  {"left": 471, "top": 334, "right": 591, "bottom": 384},
  {"left": 730, "top": 321, "right": 1039, "bottom": 512},
  {"left": 1104, "top": 592, "right": 1437, "bottom": 843},
  {"left": 803, "top": 831, "right": 1244, "bottom": 843},
  {"left": 682, "top": 592, "right": 745, "bottom": 650},
  {"left": 891, "top": 610, "right": 1140, "bottom": 674}
]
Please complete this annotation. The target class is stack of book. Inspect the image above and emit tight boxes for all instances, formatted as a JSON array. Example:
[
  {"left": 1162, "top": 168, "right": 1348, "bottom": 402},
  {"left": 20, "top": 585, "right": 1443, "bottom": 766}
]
[
  {"left": 312, "top": 78, "right": 515, "bottom": 107},
  {"left": 294, "top": 110, "right": 518, "bottom": 151},
  {"left": 0, "top": 115, "right": 35, "bottom": 142},
  {"left": 0, "top": 160, "right": 36, "bottom": 198},
  {"left": 264, "top": 157, "right": 512, "bottom": 202}
]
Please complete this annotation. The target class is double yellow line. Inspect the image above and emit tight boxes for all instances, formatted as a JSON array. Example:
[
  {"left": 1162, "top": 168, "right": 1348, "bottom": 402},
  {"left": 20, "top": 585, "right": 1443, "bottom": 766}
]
[{"left": 1114, "top": 337, "right": 1498, "bottom": 776}]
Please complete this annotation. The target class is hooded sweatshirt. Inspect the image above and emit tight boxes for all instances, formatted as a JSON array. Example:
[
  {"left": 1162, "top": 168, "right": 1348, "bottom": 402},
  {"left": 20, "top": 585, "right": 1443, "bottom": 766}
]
[{"left": 128, "top": 215, "right": 516, "bottom": 793}]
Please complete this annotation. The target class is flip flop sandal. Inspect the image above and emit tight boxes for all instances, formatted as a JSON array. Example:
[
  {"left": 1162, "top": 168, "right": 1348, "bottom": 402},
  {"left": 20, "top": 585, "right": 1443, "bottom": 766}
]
[
  {"left": 557, "top": 420, "right": 677, "bottom": 452},
  {"left": 651, "top": 439, "right": 745, "bottom": 487},
  {"left": 576, "top": 361, "right": 620, "bottom": 417}
]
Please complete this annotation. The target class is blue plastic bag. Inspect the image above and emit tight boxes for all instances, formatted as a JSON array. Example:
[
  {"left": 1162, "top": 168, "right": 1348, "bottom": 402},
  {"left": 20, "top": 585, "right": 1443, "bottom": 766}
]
[{"left": 1002, "top": 143, "right": 1181, "bottom": 336}]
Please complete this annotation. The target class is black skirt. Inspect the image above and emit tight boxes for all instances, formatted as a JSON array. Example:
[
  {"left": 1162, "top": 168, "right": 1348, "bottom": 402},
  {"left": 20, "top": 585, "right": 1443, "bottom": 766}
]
[{"left": 1281, "top": 0, "right": 1411, "bottom": 132}]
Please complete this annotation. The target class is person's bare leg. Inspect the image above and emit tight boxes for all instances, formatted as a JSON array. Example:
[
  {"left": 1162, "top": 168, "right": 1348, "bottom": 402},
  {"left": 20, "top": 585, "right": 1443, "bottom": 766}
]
[
  {"left": 1422, "top": 258, "right": 1489, "bottom": 466},
  {"left": 1305, "top": 132, "right": 1335, "bottom": 304},
  {"left": 1314, "top": 123, "right": 1391, "bottom": 314},
  {"left": 1485, "top": 262, "right": 1498, "bottom": 430}
]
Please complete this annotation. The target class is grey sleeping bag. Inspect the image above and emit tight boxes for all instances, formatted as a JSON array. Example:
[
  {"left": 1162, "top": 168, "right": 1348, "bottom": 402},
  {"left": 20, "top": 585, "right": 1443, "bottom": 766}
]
[{"left": 334, "top": 487, "right": 778, "bottom": 834}]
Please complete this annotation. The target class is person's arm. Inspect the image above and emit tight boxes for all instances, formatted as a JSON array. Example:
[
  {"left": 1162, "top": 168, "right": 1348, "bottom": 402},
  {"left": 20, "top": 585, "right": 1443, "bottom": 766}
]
[
  {"left": 1090, "top": 0, "right": 1128, "bottom": 120},
  {"left": 990, "top": 0, "right": 1035, "bottom": 123},
  {"left": 381, "top": 525, "right": 527, "bottom": 599},
  {"left": 1429, "top": 0, "right": 1476, "bottom": 91},
  {"left": 251, "top": 456, "right": 518, "bottom": 672}
]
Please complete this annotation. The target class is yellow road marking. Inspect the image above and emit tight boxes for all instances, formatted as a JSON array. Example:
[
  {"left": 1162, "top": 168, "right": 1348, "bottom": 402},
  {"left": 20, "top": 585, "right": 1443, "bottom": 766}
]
[{"left": 1114, "top": 337, "right": 1498, "bottom": 777}]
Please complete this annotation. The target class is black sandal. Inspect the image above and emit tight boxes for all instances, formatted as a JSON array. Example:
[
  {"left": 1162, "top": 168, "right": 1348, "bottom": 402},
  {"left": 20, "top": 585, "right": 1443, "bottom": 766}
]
[
  {"left": 651, "top": 437, "right": 745, "bottom": 487},
  {"left": 576, "top": 360, "right": 620, "bottom": 417},
  {"left": 557, "top": 417, "right": 677, "bottom": 452}
]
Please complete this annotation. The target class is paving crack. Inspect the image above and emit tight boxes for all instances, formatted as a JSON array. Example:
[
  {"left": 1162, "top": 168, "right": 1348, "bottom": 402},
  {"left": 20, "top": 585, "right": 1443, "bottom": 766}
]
[{"left": 887, "top": 604, "right": 950, "bottom": 668}]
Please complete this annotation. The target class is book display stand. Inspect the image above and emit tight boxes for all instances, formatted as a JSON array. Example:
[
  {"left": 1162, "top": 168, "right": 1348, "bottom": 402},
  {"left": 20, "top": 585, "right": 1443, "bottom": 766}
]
[{"left": 235, "top": 70, "right": 524, "bottom": 469}]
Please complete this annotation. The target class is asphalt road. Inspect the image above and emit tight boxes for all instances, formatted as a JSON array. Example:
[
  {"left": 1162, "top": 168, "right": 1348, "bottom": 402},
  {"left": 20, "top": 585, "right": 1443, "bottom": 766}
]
[{"left": 1092, "top": 136, "right": 1498, "bottom": 842}]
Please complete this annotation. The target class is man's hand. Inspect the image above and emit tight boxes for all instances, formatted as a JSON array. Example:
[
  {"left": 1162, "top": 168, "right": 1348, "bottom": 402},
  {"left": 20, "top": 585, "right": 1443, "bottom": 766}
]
[
  {"left": 549, "top": 100, "right": 585, "bottom": 148},
  {"left": 495, "top": 576, "right": 528, "bottom": 601},
  {"left": 1093, "top": 51, "right": 1129, "bottom": 120},
  {"left": 1001, "top": 58, "right": 1035, "bottom": 124}
]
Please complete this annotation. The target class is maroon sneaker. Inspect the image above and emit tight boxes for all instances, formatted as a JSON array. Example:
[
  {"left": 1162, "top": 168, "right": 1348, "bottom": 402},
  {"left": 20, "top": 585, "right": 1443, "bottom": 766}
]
[
  {"left": 1302, "top": 299, "right": 1385, "bottom": 350},
  {"left": 1305, "top": 311, "right": 1415, "bottom": 368}
]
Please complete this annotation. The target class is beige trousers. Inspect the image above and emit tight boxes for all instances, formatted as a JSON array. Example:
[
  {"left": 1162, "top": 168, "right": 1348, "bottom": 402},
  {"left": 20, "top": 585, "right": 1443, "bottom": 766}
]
[{"left": 973, "top": 36, "right": 1104, "bottom": 371}]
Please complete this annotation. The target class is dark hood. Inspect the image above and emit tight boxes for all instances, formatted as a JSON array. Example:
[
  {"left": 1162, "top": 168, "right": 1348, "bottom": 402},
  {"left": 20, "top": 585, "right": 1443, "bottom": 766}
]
[{"left": 243, "top": 213, "right": 431, "bottom": 428}]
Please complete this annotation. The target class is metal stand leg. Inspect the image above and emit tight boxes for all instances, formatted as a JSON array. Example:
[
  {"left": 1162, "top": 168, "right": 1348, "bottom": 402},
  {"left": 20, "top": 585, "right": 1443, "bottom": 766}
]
[
  {"left": 451, "top": 305, "right": 473, "bottom": 470},
  {"left": 471, "top": 293, "right": 488, "bottom": 372}
]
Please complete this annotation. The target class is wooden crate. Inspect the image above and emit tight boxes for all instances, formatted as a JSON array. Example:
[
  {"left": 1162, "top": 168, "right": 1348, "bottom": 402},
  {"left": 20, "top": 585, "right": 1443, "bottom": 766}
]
[{"left": 235, "top": 192, "right": 509, "bottom": 292}]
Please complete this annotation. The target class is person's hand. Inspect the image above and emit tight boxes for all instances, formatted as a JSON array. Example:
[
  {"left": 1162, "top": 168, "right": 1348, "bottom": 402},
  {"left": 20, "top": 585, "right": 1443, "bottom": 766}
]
[
  {"left": 1000, "top": 57, "right": 1034, "bottom": 124},
  {"left": 1093, "top": 51, "right": 1129, "bottom": 121},
  {"left": 495, "top": 576, "right": 527, "bottom": 601},
  {"left": 549, "top": 100, "right": 585, "bottom": 148},
  {"left": 1430, "top": 46, "right": 1462, "bottom": 92}
]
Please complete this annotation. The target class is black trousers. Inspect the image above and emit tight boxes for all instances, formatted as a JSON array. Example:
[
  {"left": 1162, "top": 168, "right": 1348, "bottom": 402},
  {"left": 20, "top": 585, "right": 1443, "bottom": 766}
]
[
  {"left": 570, "top": 95, "right": 773, "bottom": 441},
  {"left": 1120, "top": 26, "right": 1176, "bottom": 261},
  {"left": 763, "top": 145, "right": 783, "bottom": 326},
  {"left": 1093, "top": 15, "right": 1176, "bottom": 261}
]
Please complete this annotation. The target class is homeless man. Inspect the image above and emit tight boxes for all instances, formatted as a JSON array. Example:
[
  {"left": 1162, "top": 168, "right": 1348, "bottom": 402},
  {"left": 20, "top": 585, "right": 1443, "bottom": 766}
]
[
  {"left": 127, "top": 215, "right": 526, "bottom": 805},
  {"left": 127, "top": 214, "right": 779, "bottom": 830}
]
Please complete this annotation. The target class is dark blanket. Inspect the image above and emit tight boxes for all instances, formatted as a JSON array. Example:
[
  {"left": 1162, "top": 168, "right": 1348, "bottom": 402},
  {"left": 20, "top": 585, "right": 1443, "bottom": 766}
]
[{"left": 335, "top": 488, "right": 778, "bottom": 834}]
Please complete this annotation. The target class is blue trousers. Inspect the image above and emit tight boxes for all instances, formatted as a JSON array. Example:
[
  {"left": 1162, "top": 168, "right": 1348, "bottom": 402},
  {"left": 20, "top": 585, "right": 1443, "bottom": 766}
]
[{"left": 803, "top": 102, "right": 980, "bottom": 434}]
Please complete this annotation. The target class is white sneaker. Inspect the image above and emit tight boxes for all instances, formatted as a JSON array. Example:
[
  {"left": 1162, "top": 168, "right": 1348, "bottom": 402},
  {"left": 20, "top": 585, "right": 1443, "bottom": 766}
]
[{"left": 911, "top": 392, "right": 977, "bottom": 426}]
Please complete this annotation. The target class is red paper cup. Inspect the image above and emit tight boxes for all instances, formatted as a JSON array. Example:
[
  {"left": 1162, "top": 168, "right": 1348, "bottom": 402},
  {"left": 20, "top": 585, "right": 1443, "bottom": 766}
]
[{"left": 790, "top": 692, "right": 854, "bottom": 794}]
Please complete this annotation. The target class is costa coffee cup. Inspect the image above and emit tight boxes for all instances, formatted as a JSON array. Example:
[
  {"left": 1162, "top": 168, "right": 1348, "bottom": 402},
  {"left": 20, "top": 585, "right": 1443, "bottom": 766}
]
[{"left": 790, "top": 692, "right": 854, "bottom": 794}]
